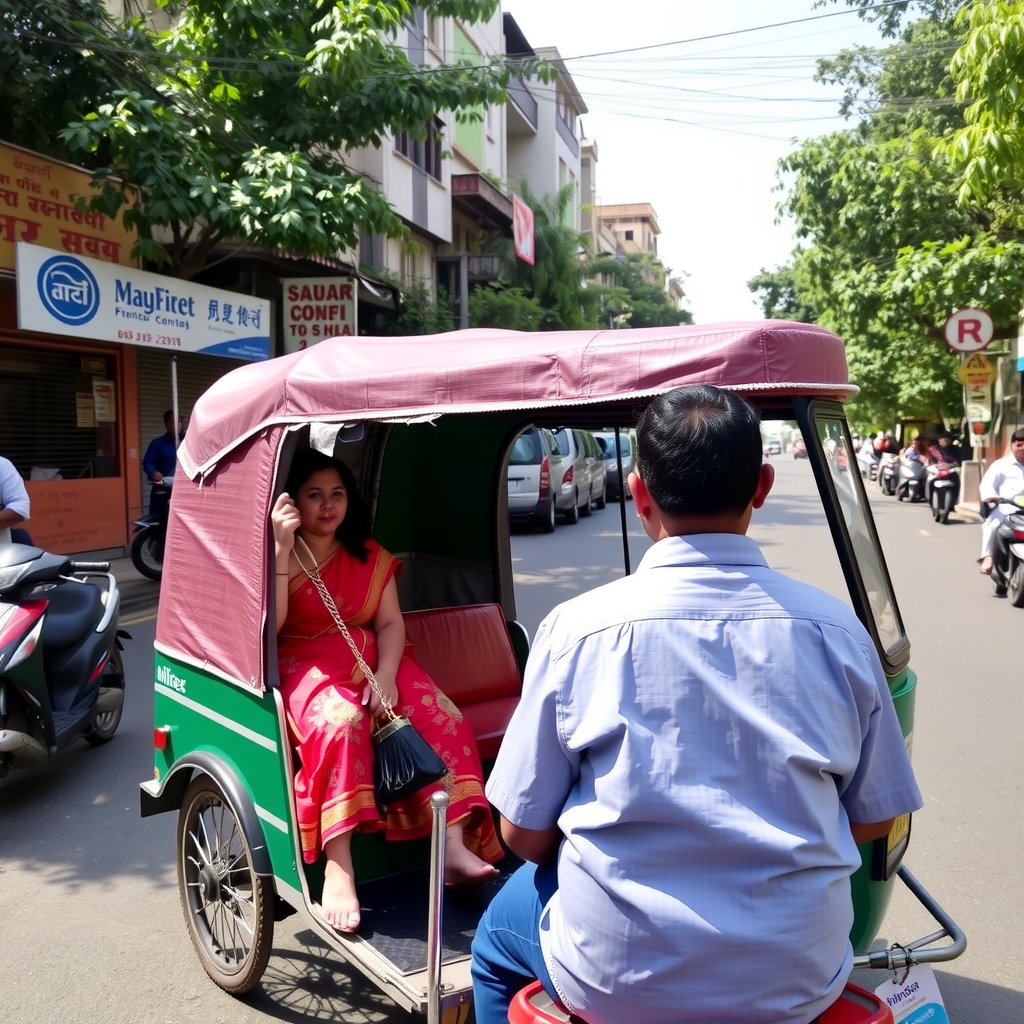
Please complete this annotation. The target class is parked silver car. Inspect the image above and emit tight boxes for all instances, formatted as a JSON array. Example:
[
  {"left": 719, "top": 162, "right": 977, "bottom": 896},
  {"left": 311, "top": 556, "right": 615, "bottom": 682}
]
[
  {"left": 551, "top": 427, "right": 607, "bottom": 524},
  {"left": 506, "top": 427, "right": 562, "bottom": 532},
  {"left": 594, "top": 430, "right": 635, "bottom": 501}
]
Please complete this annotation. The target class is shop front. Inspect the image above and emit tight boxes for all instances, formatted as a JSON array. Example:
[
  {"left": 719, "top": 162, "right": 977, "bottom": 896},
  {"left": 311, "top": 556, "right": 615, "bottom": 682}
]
[{"left": 0, "top": 141, "right": 141, "bottom": 554}]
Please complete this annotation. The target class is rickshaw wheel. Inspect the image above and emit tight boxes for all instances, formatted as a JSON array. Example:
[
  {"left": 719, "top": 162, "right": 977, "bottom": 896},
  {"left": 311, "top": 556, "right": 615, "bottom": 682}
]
[{"left": 176, "top": 776, "right": 273, "bottom": 994}]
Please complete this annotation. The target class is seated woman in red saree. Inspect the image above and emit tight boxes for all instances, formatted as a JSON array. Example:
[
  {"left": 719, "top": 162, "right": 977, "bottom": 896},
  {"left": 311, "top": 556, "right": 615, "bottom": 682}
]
[{"left": 271, "top": 449, "right": 501, "bottom": 934}]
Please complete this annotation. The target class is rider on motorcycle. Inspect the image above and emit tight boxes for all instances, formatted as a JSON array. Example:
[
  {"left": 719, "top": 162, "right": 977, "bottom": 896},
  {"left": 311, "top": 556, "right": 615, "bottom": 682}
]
[
  {"left": 978, "top": 428, "right": 1024, "bottom": 575},
  {"left": 143, "top": 410, "right": 183, "bottom": 521}
]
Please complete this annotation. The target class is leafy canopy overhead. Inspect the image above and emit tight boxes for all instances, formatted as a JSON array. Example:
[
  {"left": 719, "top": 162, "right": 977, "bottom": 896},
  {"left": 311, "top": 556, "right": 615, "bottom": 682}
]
[
  {"left": 753, "top": 5, "right": 1024, "bottom": 429},
  {"left": 2, "top": 0, "right": 520, "bottom": 277}
]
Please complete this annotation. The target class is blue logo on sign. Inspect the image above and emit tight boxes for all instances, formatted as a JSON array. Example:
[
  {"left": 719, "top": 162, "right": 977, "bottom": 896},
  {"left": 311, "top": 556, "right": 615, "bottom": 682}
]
[{"left": 37, "top": 255, "right": 100, "bottom": 326}]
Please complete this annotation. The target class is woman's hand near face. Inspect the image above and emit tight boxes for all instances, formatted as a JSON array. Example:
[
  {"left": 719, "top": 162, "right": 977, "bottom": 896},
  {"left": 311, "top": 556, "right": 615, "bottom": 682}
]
[{"left": 271, "top": 493, "right": 301, "bottom": 556}]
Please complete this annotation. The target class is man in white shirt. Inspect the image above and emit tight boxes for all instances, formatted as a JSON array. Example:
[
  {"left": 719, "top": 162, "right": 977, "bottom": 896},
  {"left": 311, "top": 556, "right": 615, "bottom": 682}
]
[
  {"left": 471, "top": 385, "right": 922, "bottom": 1024},
  {"left": 0, "top": 455, "right": 30, "bottom": 545},
  {"left": 978, "top": 427, "right": 1024, "bottom": 575}
]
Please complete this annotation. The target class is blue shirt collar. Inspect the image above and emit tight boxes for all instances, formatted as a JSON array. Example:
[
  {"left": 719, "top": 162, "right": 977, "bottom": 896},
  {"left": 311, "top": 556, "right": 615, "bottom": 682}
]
[{"left": 636, "top": 533, "right": 768, "bottom": 571}]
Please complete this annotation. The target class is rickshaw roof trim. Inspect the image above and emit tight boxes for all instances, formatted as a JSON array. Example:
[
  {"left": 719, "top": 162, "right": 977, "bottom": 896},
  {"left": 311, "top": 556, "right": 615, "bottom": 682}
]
[{"left": 178, "top": 321, "right": 854, "bottom": 480}]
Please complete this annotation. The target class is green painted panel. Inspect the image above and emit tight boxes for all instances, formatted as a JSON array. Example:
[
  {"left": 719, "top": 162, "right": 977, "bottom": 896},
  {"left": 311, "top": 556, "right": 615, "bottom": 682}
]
[
  {"left": 849, "top": 666, "right": 917, "bottom": 952},
  {"left": 375, "top": 413, "right": 516, "bottom": 562},
  {"left": 152, "top": 652, "right": 302, "bottom": 893},
  {"left": 453, "top": 24, "right": 484, "bottom": 166}
]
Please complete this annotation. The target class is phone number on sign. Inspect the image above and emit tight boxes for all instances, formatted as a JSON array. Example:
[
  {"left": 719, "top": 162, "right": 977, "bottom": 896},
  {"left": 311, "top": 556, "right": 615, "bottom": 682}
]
[{"left": 117, "top": 330, "right": 182, "bottom": 347}]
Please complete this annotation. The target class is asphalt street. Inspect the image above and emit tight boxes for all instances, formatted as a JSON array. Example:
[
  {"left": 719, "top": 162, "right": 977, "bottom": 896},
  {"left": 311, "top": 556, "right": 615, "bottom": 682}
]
[{"left": 0, "top": 458, "right": 1020, "bottom": 1022}]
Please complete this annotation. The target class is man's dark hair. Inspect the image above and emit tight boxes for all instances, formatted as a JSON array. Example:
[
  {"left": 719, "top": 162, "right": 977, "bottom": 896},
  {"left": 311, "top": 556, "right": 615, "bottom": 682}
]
[
  {"left": 1012, "top": 427, "right": 1024, "bottom": 443},
  {"left": 635, "top": 385, "right": 763, "bottom": 516},
  {"left": 283, "top": 447, "right": 372, "bottom": 561},
  {"left": 163, "top": 410, "right": 175, "bottom": 424}
]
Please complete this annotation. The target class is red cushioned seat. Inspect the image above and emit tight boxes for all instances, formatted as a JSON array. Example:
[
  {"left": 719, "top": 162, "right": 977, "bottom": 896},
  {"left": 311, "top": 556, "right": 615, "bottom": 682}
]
[
  {"left": 403, "top": 603, "right": 522, "bottom": 761},
  {"left": 508, "top": 980, "right": 895, "bottom": 1024}
]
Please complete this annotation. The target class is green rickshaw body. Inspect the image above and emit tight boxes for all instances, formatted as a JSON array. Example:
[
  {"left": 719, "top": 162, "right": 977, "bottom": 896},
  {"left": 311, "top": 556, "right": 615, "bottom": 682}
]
[{"left": 140, "top": 323, "right": 954, "bottom": 1009}]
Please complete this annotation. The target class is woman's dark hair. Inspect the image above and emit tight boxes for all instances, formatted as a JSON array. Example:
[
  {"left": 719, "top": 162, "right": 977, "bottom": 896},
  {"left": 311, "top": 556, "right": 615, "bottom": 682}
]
[
  {"left": 635, "top": 385, "right": 763, "bottom": 516},
  {"left": 283, "top": 447, "right": 372, "bottom": 561}
]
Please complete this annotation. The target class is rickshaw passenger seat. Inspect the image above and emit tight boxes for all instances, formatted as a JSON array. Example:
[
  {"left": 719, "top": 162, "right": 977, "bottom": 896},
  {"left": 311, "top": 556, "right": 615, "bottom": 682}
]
[
  {"left": 507, "top": 980, "right": 895, "bottom": 1024},
  {"left": 403, "top": 603, "right": 522, "bottom": 762}
]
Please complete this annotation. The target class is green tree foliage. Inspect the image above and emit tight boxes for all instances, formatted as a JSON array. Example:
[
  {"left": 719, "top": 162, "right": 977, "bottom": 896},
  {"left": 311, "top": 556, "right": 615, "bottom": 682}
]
[
  {"left": 468, "top": 284, "right": 545, "bottom": 331},
  {"left": 586, "top": 251, "right": 693, "bottom": 329},
  {"left": 945, "top": 1, "right": 1024, "bottom": 213},
  {"left": 376, "top": 272, "right": 455, "bottom": 336},
  {"left": 496, "top": 183, "right": 589, "bottom": 329},
  {"left": 2, "top": 0, "right": 517, "bottom": 278},
  {"left": 753, "top": 10, "right": 1024, "bottom": 429}
]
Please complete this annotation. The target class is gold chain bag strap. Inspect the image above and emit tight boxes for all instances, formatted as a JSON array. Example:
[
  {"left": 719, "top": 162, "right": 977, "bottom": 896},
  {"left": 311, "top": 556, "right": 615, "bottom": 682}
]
[{"left": 292, "top": 537, "right": 448, "bottom": 808}]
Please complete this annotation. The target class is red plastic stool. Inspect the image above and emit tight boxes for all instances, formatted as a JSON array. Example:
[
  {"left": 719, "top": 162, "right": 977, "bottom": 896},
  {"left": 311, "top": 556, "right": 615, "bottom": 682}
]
[{"left": 507, "top": 979, "right": 895, "bottom": 1024}]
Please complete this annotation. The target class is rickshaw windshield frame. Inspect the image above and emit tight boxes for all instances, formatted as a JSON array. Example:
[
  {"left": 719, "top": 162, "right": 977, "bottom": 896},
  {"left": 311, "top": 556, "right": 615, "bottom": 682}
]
[{"left": 796, "top": 398, "right": 910, "bottom": 675}]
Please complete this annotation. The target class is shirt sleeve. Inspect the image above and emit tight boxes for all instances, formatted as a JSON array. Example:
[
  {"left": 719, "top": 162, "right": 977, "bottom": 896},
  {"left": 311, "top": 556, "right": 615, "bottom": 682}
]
[
  {"left": 142, "top": 438, "right": 160, "bottom": 479},
  {"left": 0, "top": 460, "right": 30, "bottom": 519},
  {"left": 834, "top": 638, "right": 923, "bottom": 825},
  {"left": 485, "top": 615, "right": 580, "bottom": 831},
  {"left": 979, "top": 460, "right": 1004, "bottom": 500}
]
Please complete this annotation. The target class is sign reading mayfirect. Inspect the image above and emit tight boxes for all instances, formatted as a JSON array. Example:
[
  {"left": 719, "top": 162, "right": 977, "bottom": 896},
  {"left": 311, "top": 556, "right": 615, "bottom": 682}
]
[
  {"left": 282, "top": 276, "right": 356, "bottom": 352},
  {"left": 16, "top": 242, "right": 270, "bottom": 361},
  {"left": 0, "top": 141, "right": 138, "bottom": 270}
]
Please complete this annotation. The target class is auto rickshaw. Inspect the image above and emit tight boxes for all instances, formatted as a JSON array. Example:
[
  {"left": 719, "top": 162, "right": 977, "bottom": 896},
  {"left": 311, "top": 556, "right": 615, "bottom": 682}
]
[{"left": 140, "top": 321, "right": 964, "bottom": 1023}]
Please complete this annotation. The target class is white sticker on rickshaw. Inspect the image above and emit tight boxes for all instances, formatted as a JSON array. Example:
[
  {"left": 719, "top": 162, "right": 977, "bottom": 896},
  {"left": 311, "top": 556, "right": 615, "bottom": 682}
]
[{"left": 875, "top": 964, "right": 949, "bottom": 1024}]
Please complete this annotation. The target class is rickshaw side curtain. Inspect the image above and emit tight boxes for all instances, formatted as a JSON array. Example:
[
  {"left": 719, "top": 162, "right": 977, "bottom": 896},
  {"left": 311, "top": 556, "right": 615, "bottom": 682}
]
[
  {"left": 176, "top": 324, "right": 853, "bottom": 481},
  {"left": 156, "top": 426, "right": 283, "bottom": 691}
]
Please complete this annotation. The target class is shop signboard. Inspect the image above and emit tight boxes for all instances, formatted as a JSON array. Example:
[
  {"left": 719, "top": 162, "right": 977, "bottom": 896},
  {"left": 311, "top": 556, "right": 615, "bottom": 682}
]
[
  {"left": 0, "top": 141, "right": 138, "bottom": 271},
  {"left": 16, "top": 242, "right": 270, "bottom": 361},
  {"left": 282, "top": 276, "right": 356, "bottom": 352}
]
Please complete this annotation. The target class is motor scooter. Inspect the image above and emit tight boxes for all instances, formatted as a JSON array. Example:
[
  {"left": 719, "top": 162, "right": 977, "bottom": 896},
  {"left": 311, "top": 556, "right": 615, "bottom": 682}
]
[
  {"left": 926, "top": 464, "right": 960, "bottom": 525},
  {"left": 895, "top": 456, "right": 927, "bottom": 502},
  {"left": 856, "top": 443, "right": 880, "bottom": 482},
  {"left": 131, "top": 477, "right": 172, "bottom": 582},
  {"left": 878, "top": 452, "right": 898, "bottom": 496},
  {"left": 0, "top": 543, "right": 129, "bottom": 776},
  {"left": 987, "top": 495, "right": 1024, "bottom": 604}
]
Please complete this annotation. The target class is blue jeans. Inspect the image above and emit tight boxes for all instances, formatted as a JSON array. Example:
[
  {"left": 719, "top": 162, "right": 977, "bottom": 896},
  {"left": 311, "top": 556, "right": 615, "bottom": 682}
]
[{"left": 471, "top": 861, "right": 560, "bottom": 1024}]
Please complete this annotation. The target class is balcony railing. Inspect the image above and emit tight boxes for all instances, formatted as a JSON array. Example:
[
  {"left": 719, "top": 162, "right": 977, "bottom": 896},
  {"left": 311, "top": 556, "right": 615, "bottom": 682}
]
[
  {"left": 507, "top": 76, "right": 538, "bottom": 129},
  {"left": 556, "top": 114, "right": 579, "bottom": 157}
]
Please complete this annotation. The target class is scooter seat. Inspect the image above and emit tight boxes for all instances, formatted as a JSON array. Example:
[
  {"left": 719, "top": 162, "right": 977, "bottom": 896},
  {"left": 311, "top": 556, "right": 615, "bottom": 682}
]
[{"left": 38, "top": 584, "right": 106, "bottom": 651}]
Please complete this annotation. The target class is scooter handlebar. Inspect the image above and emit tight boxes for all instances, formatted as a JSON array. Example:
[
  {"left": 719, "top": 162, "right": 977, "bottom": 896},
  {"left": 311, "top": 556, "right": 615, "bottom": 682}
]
[{"left": 69, "top": 561, "right": 111, "bottom": 573}]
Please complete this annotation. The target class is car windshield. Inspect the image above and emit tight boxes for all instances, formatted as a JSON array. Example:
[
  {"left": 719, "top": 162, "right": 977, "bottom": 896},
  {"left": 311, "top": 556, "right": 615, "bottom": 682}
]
[{"left": 510, "top": 432, "right": 543, "bottom": 465}]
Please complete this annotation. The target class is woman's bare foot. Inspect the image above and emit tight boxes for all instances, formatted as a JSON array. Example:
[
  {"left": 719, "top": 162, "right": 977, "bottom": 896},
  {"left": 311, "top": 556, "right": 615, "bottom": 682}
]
[
  {"left": 321, "top": 833, "right": 361, "bottom": 933},
  {"left": 979, "top": 555, "right": 994, "bottom": 575},
  {"left": 444, "top": 822, "right": 500, "bottom": 887}
]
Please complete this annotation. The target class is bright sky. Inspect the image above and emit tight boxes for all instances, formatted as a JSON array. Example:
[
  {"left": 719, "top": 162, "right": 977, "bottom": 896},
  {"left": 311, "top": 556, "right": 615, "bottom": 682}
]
[{"left": 502, "top": 0, "right": 889, "bottom": 323}]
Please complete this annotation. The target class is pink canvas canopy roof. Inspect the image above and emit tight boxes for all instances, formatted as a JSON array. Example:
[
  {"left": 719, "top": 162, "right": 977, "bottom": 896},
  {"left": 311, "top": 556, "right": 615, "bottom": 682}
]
[
  {"left": 177, "top": 322, "right": 852, "bottom": 480},
  {"left": 157, "top": 321, "right": 853, "bottom": 691}
]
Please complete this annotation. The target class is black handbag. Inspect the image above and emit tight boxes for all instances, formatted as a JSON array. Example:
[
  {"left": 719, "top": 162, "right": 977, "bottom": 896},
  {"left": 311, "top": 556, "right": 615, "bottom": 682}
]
[
  {"left": 372, "top": 714, "right": 449, "bottom": 808},
  {"left": 294, "top": 539, "right": 448, "bottom": 811}
]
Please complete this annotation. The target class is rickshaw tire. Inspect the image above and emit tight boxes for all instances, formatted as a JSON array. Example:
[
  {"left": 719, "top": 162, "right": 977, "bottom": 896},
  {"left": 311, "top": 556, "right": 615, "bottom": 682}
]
[
  {"left": 564, "top": 492, "right": 580, "bottom": 525},
  {"left": 1009, "top": 563, "right": 1024, "bottom": 607},
  {"left": 83, "top": 646, "right": 125, "bottom": 745},
  {"left": 176, "top": 776, "right": 274, "bottom": 995}
]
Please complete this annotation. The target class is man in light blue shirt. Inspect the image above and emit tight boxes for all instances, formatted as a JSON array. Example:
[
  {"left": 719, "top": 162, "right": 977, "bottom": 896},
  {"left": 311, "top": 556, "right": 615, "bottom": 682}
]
[{"left": 472, "top": 386, "right": 922, "bottom": 1024}]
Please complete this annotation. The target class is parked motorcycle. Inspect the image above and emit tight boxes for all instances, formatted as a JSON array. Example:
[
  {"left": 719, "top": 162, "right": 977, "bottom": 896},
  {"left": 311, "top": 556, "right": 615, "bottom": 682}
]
[
  {"left": 131, "top": 477, "right": 172, "bottom": 582},
  {"left": 878, "top": 452, "right": 898, "bottom": 496},
  {"left": 926, "top": 464, "right": 960, "bottom": 525},
  {"left": 856, "top": 443, "right": 880, "bottom": 482},
  {"left": 895, "top": 456, "right": 927, "bottom": 502},
  {"left": 987, "top": 496, "right": 1024, "bottom": 604},
  {"left": 0, "top": 544, "right": 129, "bottom": 777}
]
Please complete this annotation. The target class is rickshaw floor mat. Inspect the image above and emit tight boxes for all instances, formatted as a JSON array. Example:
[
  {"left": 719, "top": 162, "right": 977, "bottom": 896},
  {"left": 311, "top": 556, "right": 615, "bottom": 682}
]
[{"left": 354, "top": 860, "right": 520, "bottom": 975}]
